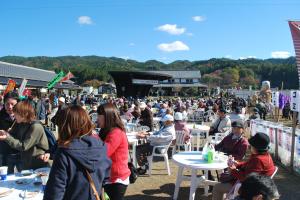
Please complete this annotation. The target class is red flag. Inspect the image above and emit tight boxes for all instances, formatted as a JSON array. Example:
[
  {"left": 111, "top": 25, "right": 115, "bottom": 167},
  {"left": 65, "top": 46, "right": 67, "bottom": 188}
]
[
  {"left": 60, "top": 71, "right": 74, "bottom": 82},
  {"left": 288, "top": 21, "right": 300, "bottom": 88}
]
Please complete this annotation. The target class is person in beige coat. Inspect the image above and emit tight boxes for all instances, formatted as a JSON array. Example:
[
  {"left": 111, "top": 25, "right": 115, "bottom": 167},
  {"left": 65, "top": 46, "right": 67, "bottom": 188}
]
[
  {"left": 0, "top": 101, "right": 50, "bottom": 171},
  {"left": 209, "top": 108, "right": 231, "bottom": 135}
]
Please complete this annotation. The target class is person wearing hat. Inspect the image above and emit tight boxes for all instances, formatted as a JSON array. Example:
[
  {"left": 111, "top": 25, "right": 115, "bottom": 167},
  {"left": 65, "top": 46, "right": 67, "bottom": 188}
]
[
  {"left": 50, "top": 96, "right": 67, "bottom": 125},
  {"left": 249, "top": 107, "right": 261, "bottom": 120},
  {"left": 215, "top": 121, "right": 249, "bottom": 160},
  {"left": 174, "top": 112, "right": 190, "bottom": 143},
  {"left": 209, "top": 108, "right": 231, "bottom": 135},
  {"left": 212, "top": 132, "right": 276, "bottom": 200},
  {"left": 136, "top": 114, "right": 175, "bottom": 174},
  {"left": 138, "top": 102, "right": 153, "bottom": 131}
]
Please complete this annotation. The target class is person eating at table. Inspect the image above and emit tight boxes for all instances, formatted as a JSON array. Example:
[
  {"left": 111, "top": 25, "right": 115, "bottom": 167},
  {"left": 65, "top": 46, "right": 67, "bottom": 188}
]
[
  {"left": 138, "top": 102, "right": 153, "bottom": 131},
  {"left": 0, "top": 92, "right": 19, "bottom": 170},
  {"left": 212, "top": 132, "right": 276, "bottom": 200},
  {"left": 209, "top": 108, "right": 231, "bottom": 136},
  {"left": 0, "top": 101, "right": 50, "bottom": 171},
  {"left": 136, "top": 114, "right": 175, "bottom": 174},
  {"left": 215, "top": 120, "right": 249, "bottom": 160}
]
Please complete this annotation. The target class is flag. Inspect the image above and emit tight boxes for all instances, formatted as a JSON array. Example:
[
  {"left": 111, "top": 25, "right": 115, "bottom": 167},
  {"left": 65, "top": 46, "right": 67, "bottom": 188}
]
[
  {"left": 22, "top": 89, "right": 31, "bottom": 97},
  {"left": 60, "top": 71, "right": 74, "bottom": 82},
  {"left": 47, "top": 71, "right": 65, "bottom": 89},
  {"left": 3, "top": 79, "right": 16, "bottom": 96},
  {"left": 18, "top": 79, "right": 28, "bottom": 97},
  {"left": 288, "top": 21, "right": 300, "bottom": 88}
]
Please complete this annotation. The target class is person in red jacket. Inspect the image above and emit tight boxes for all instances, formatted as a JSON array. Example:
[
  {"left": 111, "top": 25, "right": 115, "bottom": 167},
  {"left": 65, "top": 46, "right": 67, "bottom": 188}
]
[
  {"left": 212, "top": 132, "right": 275, "bottom": 200},
  {"left": 97, "top": 103, "right": 130, "bottom": 200}
]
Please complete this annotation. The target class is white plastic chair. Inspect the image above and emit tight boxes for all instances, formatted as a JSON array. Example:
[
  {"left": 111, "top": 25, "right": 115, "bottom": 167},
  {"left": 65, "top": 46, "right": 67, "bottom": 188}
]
[
  {"left": 147, "top": 143, "right": 172, "bottom": 176},
  {"left": 137, "top": 125, "right": 150, "bottom": 132},
  {"left": 210, "top": 129, "right": 230, "bottom": 145},
  {"left": 172, "top": 131, "right": 192, "bottom": 155},
  {"left": 270, "top": 166, "right": 278, "bottom": 179}
]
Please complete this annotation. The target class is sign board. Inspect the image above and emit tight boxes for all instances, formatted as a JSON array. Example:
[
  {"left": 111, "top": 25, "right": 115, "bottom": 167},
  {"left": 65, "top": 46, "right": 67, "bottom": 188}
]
[
  {"left": 271, "top": 91, "right": 279, "bottom": 107},
  {"left": 132, "top": 79, "right": 158, "bottom": 85},
  {"left": 290, "top": 90, "right": 300, "bottom": 112}
]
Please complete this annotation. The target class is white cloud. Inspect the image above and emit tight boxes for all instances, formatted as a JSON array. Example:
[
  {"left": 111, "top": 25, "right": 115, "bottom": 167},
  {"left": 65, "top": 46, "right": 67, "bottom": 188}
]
[
  {"left": 239, "top": 56, "right": 256, "bottom": 60},
  {"left": 225, "top": 55, "right": 232, "bottom": 59},
  {"left": 157, "top": 41, "right": 190, "bottom": 52},
  {"left": 192, "top": 16, "right": 206, "bottom": 22},
  {"left": 120, "top": 56, "right": 130, "bottom": 60},
  {"left": 186, "top": 32, "right": 194, "bottom": 36},
  {"left": 157, "top": 24, "right": 186, "bottom": 35},
  {"left": 78, "top": 16, "right": 93, "bottom": 25},
  {"left": 271, "top": 51, "right": 291, "bottom": 58},
  {"left": 129, "top": 43, "right": 135, "bottom": 46}
]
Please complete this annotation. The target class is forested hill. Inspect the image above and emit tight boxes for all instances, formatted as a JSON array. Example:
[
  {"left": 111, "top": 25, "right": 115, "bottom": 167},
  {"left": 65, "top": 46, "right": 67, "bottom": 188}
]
[{"left": 0, "top": 56, "right": 298, "bottom": 89}]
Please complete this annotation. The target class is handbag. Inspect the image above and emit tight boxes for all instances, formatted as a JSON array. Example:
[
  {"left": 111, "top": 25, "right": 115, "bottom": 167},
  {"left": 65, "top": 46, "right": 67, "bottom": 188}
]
[
  {"left": 219, "top": 171, "right": 236, "bottom": 183},
  {"left": 85, "top": 169, "right": 106, "bottom": 200},
  {"left": 128, "top": 153, "right": 138, "bottom": 184}
]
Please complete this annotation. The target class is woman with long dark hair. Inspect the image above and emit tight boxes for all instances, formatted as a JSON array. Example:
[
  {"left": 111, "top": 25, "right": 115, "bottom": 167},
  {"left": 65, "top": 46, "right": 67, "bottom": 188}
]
[
  {"left": 44, "top": 105, "right": 111, "bottom": 200},
  {"left": 97, "top": 103, "right": 130, "bottom": 200}
]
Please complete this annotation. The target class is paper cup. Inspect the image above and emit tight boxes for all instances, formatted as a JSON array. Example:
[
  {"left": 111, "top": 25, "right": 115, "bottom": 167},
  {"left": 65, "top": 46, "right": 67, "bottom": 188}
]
[{"left": 0, "top": 166, "right": 8, "bottom": 180}]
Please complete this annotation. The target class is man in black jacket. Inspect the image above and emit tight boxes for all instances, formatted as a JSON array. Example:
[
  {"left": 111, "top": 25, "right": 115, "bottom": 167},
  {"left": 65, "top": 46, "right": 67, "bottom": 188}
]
[{"left": 0, "top": 92, "right": 19, "bottom": 167}]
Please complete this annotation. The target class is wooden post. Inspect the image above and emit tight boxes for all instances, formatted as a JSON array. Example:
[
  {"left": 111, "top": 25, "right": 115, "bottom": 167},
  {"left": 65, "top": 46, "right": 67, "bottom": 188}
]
[{"left": 290, "top": 111, "right": 298, "bottom": 173}]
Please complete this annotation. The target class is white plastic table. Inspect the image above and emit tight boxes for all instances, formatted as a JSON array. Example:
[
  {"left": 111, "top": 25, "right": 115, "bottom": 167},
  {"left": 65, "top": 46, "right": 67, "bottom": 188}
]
[
  {"left": 0, "top": 174, "right": 43, "bottom": 200},
  {"left": 186, "top": 124, "right": 210, "bottom": 150},
  {"left": 172, "top": 151, "right": 228, "bottom": 200}
]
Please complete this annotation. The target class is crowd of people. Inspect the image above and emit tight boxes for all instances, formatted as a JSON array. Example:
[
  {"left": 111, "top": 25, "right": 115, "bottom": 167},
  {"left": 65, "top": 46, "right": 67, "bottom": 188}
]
[{"left": 0, "top": 90, "right": 280, "bottom": 200}]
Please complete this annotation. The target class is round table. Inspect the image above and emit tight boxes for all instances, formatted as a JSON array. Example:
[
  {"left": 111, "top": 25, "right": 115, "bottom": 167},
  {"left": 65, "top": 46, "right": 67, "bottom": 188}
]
[
  {"left": 0, "top": 174, "right": 44, "bottom": 200},
  {"left": 172, "top": 151, "right": 228, "bottom": 200}
]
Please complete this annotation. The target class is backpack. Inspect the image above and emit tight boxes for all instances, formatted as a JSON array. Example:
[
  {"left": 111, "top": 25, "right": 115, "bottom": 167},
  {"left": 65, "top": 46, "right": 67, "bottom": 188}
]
[{"left": 32, "top": 121, "right": 57, "bottom": 154}]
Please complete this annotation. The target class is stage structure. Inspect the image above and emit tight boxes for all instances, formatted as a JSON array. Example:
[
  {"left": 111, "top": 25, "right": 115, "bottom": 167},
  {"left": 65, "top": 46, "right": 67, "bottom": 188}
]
[{"left": 109, "top": 71, "right": 171, "bottom": 98}]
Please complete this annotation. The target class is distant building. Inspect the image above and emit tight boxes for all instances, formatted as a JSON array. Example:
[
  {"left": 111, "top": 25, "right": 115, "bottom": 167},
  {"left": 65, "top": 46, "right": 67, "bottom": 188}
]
[
  {"left": 148, "top": 70, "right": 207, "bottom": 96},
  {"left": 0, "top": 61, "right": 81, "bottom": 94}
]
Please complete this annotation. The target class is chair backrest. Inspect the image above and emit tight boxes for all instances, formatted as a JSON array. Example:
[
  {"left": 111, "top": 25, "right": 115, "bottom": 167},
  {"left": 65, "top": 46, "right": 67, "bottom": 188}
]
[
  {"left": 175, "top": 131, "right": 186, "bottom": 145},
  {"left": 137, "top": 126, "right": 150, "bottom": 132},
  {"left": 271, "top": 166, "right": 278, "bottom": 179}
]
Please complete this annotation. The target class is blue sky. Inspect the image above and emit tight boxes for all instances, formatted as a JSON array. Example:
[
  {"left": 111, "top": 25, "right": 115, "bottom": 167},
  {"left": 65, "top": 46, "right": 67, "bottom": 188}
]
[{"left": 0, "top": 0, "right": 299, "bottom": 63}]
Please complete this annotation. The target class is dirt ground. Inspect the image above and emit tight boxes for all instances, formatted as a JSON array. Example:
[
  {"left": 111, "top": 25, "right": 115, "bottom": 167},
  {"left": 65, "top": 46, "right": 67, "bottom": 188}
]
[{"left": 124, "top": 159, "right": 300, "bottom": 200}]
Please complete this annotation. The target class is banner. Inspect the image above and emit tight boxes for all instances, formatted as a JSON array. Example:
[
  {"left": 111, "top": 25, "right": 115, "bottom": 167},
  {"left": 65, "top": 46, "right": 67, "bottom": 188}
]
[
  {"left": 60, "top": 71, "right": 74, "bottom": 82},
  {"left": 3, "top": 79, "right": 16, "bottom": 95},
  {"left": 288, "top": 21, "right": 300, "bottom": 88},
  {"left": 18, "top": 79, "right": 28, "bottom": 97},
  {"left": 22, "top": 89, "right": 31, "bottom": 97},
  {"left": 290, "top": 90, "right": 300, "bottom": 112},
  {"left": 271, "top": 91, "right": 279, "bottom": 107},
  {"left": 47, "top": 71, "right": 65, "bottom": 89}
]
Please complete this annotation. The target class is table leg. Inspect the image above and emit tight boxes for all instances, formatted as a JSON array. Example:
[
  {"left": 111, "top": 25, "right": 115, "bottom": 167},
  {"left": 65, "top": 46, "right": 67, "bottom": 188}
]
[
  {"left": 196, "top": 133, "right": 200, "bottom": 151},
  {"left": 204, "top": 170, "right": 209, "bottom": 196},
  {"left": 189, "top": 169, "right": 198, "bottom": 200},
  {"left": 173, "top": 166, "right": 184, "bottom": 200},
  {"left": 132, "top": 142, "right": 137, "bottom": 167}
]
